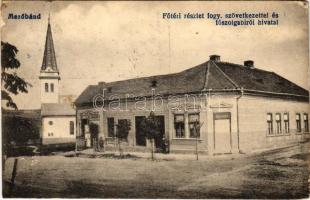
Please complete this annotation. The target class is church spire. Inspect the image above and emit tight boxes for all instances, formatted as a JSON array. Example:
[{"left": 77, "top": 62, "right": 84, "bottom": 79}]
[{"left": 41, "top": 15, "right": 58, "bottom": 72}]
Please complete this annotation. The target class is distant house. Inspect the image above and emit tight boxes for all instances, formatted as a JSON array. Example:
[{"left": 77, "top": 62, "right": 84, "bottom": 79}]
[{"left": 75, "top": 55, "right": 309, "bottom": 154}]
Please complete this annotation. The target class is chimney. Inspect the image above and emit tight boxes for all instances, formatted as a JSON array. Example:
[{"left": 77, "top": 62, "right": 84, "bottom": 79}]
[
  {"left": 98, "top": 81, "right": 107, "bottom": 98},
  {"left": 244, "top": 60, "right": 254, "bottom": 69},
  {"left": 209, "top": 55, "right": 221, "bottom": 62},
  {"left": 98, "top": 81, "right": 106, "bottom": 87}
]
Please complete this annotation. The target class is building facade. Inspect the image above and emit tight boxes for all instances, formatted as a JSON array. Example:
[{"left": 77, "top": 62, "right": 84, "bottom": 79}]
[{"left": 75, "top": 55, "right": 309, "bottom": 154}]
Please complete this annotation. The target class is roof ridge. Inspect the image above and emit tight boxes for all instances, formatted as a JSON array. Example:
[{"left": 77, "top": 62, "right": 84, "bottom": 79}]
[
  {"left": 75, "top": 59, "right": 309, "bottom": 106},
  {"left": 203, "top": 62, "right": 211, "bottom": 89},
  {"left": 211, "top": 61, "right": 239, "bottom": 88},
  {"left": 218, "top": 61, "right": 274, "bottom": 74}
]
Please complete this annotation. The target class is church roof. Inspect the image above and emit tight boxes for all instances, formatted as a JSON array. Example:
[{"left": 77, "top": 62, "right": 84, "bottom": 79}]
[
  {"left": 41, "top": 19, "right": 58, "bottom": 72},
  {"left": 41, "top": 103, "right": 75, "bottom": 117},
  {"left": 75, "top": 59, "right": 309, "bottom": 106}
]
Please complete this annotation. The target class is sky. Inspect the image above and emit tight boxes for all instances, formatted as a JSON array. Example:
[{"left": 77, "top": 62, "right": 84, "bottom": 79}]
[{"left": 1, "top": 1, "right": 309, "bottom": 109}]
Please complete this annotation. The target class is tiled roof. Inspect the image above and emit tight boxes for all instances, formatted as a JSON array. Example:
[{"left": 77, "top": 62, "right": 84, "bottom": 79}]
[
  {"left": 41, "top": 103, "right": 75, "bottom": 116},
  {"left": 204, "top": 62, "right": 237, "bottom": 90},
  {"left": 75, "top": 60, "right": 309, "bottom": 106},
  {"left": 75, "top": 62, "right": 208, "bottom": 105},
  {"left": 215, "top": 62, "right": 308, "bottom": 96}
]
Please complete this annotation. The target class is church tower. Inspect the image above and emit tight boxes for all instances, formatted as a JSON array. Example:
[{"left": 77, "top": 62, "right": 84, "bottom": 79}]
[{"left": 39, "top": 16, "right": 60, "bottom": 104}]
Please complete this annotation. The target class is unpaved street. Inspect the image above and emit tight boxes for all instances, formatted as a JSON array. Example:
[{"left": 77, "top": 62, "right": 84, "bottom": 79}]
[{"left": 3, "top": 142, "right": 309, "bottom": 198}]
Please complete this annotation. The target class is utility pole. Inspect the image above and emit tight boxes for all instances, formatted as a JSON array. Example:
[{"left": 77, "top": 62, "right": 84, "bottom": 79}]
[
  {"left": 194, "top": 121, "right": 203, "bottom": 161},
  {"left": 195, "top": 123, "right": 199, "bottom": 160}
]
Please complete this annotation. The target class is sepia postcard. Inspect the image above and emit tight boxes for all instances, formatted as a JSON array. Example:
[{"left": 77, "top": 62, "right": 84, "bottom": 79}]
[{"left": 1, "top": 0, "right": 310, "bottom": 198}]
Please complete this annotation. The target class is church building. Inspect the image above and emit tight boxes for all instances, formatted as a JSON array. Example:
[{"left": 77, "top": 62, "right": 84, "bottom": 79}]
[
  {"left": 2, "top": 17, "right": 76, "bottom": 147},
  {"left": 39, "top": 17, "right": 76, "bottom": 145}
]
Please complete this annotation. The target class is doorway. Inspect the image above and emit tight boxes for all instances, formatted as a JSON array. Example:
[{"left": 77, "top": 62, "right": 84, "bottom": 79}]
[
  {"left": 213, "top": 112, "right": 231, "bottom": 153},
  {"left": 135, "top": 116, "right": 146, "bottom": 146},
  {"left": 89, "top": 122, "right": 99, "bottom": 147},
  {"left": 135, "top": 115, "right": 165, "bottom": 151},
  {"left": 81, "top": 118, "right": 88, "bottom": 137},
  {"left": 154, "top": 115, "right": 165, "bottom": 152}
]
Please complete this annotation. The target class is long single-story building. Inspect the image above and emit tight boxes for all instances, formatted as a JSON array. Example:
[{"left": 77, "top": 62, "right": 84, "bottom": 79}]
[{"left": 75, "top": 55, "right": 309, "bottom": 154}]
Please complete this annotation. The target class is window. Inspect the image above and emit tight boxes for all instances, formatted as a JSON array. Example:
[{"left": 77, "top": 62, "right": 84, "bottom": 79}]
[
  {"left": 48, "top": 121, "right": 53, "bottom": 125},
  {"left": 296, "top": 113, "right": 301, "bottom": 132},
  {"left": 189, "top": 113, "right": 200, "bottom": 138},
  {"left": 267, "top": 113, "right": 273, "bottom": 135},
  {"left": 45, "top": 83, "right": 49, "bottom": 92},
  {"left": 304, "top": 113, "right": 309, "bottom": 132},
  {"left": 50, "top": 83, "right": 54, "bottom": 92},
  {"left": 174, "top": 114, "right": 185, "bottom": 138},
  {"left": 275, "top": 113, "right": 282, "bottom": 134},
  {"left": 69, "top": 121, "right": 74, "bottom": 135},
  {"left": 284, "top": 113, "right": 290, "bottom": 133},
  {"left": 48, "top": 132, "right": 53, "bottom": 137},
  {"left": 107, "top": 117, "right": 115, "bottom": 137}
]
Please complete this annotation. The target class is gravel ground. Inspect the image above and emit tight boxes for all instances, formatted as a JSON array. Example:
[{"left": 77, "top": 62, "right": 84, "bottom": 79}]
[{"left": 2, "top": 142, "right": 309, "bottom": 198}]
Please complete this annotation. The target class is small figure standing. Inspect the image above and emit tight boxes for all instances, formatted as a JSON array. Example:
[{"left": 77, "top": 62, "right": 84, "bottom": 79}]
[
  {"left": 99, "top": 136, "right": 104, "bottom": 152},
  {"left": 162, "top": 136, "right": 169, "bottom": 154}
]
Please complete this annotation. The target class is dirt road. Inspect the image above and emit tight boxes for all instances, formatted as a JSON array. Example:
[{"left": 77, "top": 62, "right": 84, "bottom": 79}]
[{"left": 3, "top": 142, "right": 309, "bottom": 198}]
